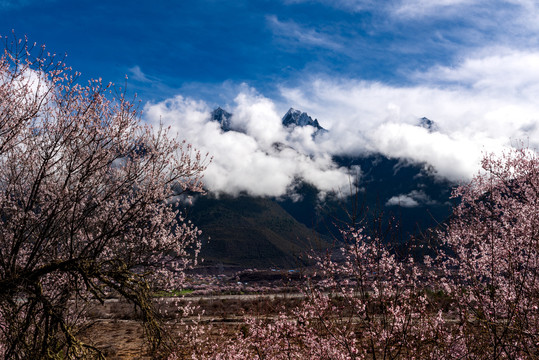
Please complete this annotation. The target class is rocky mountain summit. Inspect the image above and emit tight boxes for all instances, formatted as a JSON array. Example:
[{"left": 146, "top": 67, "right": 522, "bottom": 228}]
[
  {"left": 209, "top": 107, "right": 327, "bottom": 134},
  {"left": 418, "top": 117, "right": 438, "bottom": 132},
  {"left": 210, "top": 107, "right": 233, "bottom": 131},
  {"left": 281, "top": 108, "right": 325, "bottom": 130}
]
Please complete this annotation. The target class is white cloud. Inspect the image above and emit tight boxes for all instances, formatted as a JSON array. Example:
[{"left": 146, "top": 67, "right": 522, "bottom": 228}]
[
  {"left": 282, "top": 0, "right": 477, "bottom": 16},
  {"left": 143, "top": 47, "right": 539, "bottom": 196},
  {"left": 416, "top": 50, "right": 539, "bottom": 96},
  {"left": 230, "top": 90, "right": 287, "bottom": 147},
  {"left": 143, "top": 90, "right": 352, "bottom": 198},
  {"left": 386, "top": 190, "right": 437, "bottom": 207},
  {"left": 278, "top": 49, "right": 539, "bottom": 181},
  {"left": 0, "top": 67, "right": 53, "bottom": 118},
  {"left": 266, "top": 15, "right": 343, "bottom": 51},
  {"left": 388, "top": 0, "right": 539, "bottom": 48},
  {"left": 128, "top": 66, "right": 151, "bottom": 83},
  {"left": 282, "top": 0, "right": 539, "bottom": 42},
  {"left": 392, "top": 0, "right": 478, "bottom": 18},
  {"left": 386, "top": 195, "right": 419, "bottom": 207}
]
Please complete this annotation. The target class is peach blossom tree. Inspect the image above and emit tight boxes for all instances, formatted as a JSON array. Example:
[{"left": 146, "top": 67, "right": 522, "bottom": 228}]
[
  {"left": 0, "top": 35, "right": 207, "bottom": 359},
  {"left": 175, "top": 147, "right": 539, "bottom": 359},
  {"left": 174, "top": 227, "right": 452, "bottom": 360},
  {"left": 434, "top": 147, "right": 539, "bottom": 358}
]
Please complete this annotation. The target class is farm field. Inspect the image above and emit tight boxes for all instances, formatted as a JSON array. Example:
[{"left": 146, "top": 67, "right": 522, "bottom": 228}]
[{"left": 82, "top": 291, "right": 303, "bottom": 359}]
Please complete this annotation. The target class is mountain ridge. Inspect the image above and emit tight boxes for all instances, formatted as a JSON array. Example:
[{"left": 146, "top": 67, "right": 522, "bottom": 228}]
[
  {"left": 281, "top": 108, "right": 325, "bottom": 130},
  {"left": 189, "top": 107, "right": 452, "bottom": 269}
]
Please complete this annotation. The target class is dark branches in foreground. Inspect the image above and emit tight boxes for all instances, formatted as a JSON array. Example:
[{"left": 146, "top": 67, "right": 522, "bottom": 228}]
[{"left": 0, "top": 34, "right": 208, "bottom": 359}]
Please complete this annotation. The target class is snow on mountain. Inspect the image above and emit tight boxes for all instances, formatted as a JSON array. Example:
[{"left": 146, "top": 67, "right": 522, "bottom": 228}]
[
  {"left": 209, "top": 106, "right": 328, "bottom": 136},
  {"left": 210, "top": 107, "right": 232, "bottom": 131},
  {"left": 281, "top": 108, "right": 325, "bottom": 131},
  {"left": 418, "top": 117, "right": 438, "bottom": 132}
]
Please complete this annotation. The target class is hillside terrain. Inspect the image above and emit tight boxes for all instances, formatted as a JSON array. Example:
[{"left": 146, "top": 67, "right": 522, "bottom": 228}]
[{"left": 187, "top": 195, "right": 330, "bottom": 268}]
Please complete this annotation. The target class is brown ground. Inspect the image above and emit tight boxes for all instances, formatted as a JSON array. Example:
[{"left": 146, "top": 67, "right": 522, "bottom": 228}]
[
  {"left": 80, "top": 295, "right": 300, "bottom": 359},
  {"left": 83, "top": 320, "right": 149, "bottom": 359}
]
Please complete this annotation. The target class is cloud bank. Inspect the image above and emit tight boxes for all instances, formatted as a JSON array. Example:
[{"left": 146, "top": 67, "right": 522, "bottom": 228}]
[
  {"left": 143, "top": 91, "right": 352, "bottom": 198},
  {"left": 144, "top": 48, "right": 539, "bottom": 198}
]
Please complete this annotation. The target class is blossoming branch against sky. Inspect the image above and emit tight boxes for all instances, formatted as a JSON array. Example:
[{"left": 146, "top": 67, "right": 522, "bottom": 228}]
[{"left": 4, "top": 0, "right": 539, "bottom": 196}]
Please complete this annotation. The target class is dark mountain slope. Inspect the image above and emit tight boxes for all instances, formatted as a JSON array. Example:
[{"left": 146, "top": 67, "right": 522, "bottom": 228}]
[
  {"left": 279, "top": 155, "right": 455, "bottom": 240},
  {"left": 187, "top": 195, "right": 330, "bottom": 268}
]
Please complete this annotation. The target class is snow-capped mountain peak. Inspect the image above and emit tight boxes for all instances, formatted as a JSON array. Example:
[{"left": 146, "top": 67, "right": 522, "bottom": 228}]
[
  {"left": 418, "top": 117, "right": 438, "bottom": 132},
  {"left": 209, "top": 106, "right": 327, "bottom": 135},
  {"left": 210, "top": 107, "right": 232, "bottom": 131},
  {"left": 282, "top": 108, "right": 325, "bottom": 131}
]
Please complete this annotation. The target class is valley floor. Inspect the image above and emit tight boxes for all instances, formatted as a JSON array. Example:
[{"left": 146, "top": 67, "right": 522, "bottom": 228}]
[{"left": 81, "top": 292, "right": 302, "bottom": 359}]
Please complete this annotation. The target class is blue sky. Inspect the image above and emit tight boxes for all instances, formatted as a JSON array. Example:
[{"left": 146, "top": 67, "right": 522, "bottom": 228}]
[
  {"left": 4, "top": 0, "right": 539, "bottom": 198},
  {"left": 3, "top": 0, "right": 530, "bottom": 102}
]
